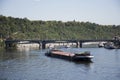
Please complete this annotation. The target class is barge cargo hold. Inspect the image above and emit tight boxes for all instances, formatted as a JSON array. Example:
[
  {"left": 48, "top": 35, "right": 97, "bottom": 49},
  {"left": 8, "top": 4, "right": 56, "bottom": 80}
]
[{"left": 45, "top": 49, "right": 94, "bottom": 61}]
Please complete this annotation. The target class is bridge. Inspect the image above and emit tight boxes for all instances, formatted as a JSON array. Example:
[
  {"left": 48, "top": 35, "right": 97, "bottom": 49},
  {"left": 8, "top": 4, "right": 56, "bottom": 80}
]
[{"left": 5, "top": 39, "right": 117, "bottom": 49}]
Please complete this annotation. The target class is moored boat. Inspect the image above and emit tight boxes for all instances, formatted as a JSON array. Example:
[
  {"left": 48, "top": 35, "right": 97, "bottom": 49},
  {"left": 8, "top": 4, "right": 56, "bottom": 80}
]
[
  {"left": 45, "top": 49, "right": 94, "bottom": 61},
  {"left": 104, "top": 42, "right": 116, "bottom": 49}
]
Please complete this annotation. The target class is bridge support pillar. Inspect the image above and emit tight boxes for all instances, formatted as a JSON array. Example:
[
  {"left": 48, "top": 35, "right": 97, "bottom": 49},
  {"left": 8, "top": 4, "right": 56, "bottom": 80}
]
[
  {"left": 38, "top": 42, "right": 42, "bottom": 49},
  {"left": 80, "top": 42, "right": 82, "bottom": 48},
  {"left": 5, "top": 42, "right": 17, "bottom": 49},
  {"left": 42, "top": 42, "right": 46, "bottom": 49},
  {"left": 76, "top": 41, "right": 82, "bottom": 48}
]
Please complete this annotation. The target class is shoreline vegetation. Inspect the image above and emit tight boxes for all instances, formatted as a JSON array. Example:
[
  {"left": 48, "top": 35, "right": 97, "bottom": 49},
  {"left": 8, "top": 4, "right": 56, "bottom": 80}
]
[{"left": 0, "top": 15, "right": 120, "bottom": 48}]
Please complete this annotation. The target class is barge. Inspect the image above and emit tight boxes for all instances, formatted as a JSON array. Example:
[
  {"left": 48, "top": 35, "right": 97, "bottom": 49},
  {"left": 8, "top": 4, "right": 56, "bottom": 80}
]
[{"left": 45, "top": 49, "right": 94, "bottom": 61}]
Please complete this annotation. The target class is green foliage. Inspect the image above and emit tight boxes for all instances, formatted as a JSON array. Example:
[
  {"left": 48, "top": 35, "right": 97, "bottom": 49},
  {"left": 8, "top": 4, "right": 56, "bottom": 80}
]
[
  {"left": 0, "top": 39, "right": 4, "bottom": 48},
  {"left": 0, "top": 15, "right": 120, "bottom": 40}
]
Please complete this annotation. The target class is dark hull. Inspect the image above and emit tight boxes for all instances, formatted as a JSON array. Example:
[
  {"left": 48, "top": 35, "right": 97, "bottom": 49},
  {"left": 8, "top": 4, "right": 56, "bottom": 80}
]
[
  {"left": 104, "top": 46, "right": 116, "bottom": 49},
  {"left": 72, "top": 56, "right": 92, "bottom": 61}
]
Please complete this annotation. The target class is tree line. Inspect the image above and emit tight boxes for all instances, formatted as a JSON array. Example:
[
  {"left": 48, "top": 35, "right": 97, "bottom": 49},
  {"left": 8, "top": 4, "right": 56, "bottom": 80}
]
[{"left": 0, "top": 15, "right": 120, "bottom": 41}]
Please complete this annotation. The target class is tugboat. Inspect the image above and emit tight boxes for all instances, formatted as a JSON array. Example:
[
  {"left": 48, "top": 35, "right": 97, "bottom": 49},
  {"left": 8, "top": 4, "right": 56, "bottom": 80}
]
[{"left": 45, "top": 49, "right": 94, "bottom": 61}]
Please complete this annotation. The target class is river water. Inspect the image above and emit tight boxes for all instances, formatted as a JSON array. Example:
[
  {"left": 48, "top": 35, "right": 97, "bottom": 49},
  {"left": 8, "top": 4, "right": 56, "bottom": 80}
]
[{"left": 0, "top": 47, "right": 120, "bottom": 80}]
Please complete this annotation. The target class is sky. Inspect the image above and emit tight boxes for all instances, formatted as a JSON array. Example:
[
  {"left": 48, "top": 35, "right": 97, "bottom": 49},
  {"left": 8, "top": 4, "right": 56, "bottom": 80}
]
[{"left": 0, "top": 0, "right": 120, "bottom": 25}]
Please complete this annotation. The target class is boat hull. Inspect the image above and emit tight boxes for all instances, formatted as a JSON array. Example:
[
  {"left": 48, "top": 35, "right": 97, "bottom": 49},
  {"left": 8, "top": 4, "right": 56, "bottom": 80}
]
[{"left": 72, "top": 56, "right": 94, "bottom": 61}]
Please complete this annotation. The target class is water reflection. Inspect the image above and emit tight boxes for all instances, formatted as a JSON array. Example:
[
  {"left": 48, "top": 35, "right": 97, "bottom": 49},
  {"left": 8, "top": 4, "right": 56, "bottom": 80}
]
[
  {"left": 0, "top": 50, "right": 28, "bottom": 62},
  {"left": 0, "top": 47, "right": 41, "bottom": 61},
  {"left": 73, "top": 61, "right": 93, "bottom": 72}
]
